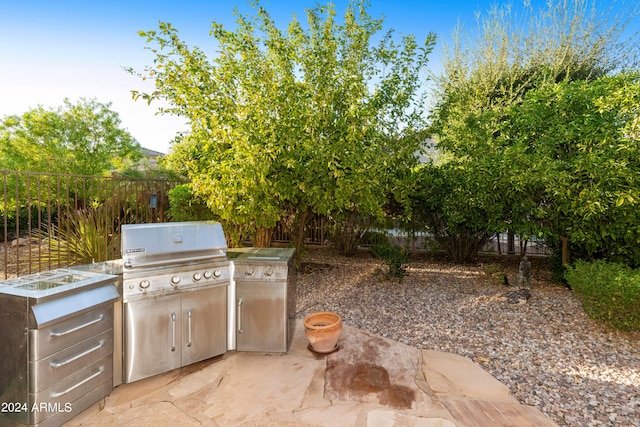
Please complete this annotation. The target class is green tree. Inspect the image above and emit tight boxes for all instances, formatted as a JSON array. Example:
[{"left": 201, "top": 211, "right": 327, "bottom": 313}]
[
  {"left": 507, "top": 73, "right": 640, "bottom": 266},
  {"left": 410, "top": 161, "right": 505, "bottom": 262},
  {"left": 0, "top": 98, "right": 142, "bottom": 175},
  {"left": 132, "top": 0, "right": 435, "bottom": 253},
  {"left": 424, "top": 0, "right": 639, "bottom": 262}
]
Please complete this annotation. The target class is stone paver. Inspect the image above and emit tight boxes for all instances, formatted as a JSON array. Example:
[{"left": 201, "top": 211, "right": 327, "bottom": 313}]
[
  {"left": 64, "top": 320, "right": 557, "bottom": 427},
  {"left": 202, "top": 353, "right": 321, "bottom": 424},
  {"left": 421, "top": 349, "right": 513, "bottom": 401},
  {"left": 324, "top": 326, "right": 429, "bottom": 411},
  {"left": 366, "top": 410, "right": 457, "bottom": 427}
]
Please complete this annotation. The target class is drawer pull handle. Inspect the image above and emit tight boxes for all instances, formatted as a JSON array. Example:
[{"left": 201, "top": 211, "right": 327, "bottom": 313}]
[
  {"left": 171, "top": 312, "right": 176, "bottom": 352},
  {"left": 50, "top": 366, "right": 105, "bottom": 398},
  {"left": 50, "top": 314, "right": 105, "bottom": 337},
  {"left": 50, "top": 340, "right": 105, "bottom": 368},
  {"left": 187, "top": 309, "right": 192, "bottom": 347},
  {"left": 237, "top": 298, "right": 243, "bottom": 334}
]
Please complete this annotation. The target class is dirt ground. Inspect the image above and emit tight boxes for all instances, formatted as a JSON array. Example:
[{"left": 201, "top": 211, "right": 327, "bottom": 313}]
[{"left": 0, "top": 243, "right": 50, "bottom": 279}]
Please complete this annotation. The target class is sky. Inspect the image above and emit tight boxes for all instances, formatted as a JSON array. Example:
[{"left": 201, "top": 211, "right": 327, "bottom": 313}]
[{"left": 1, "top": 0, "right": 638, "bottom": 154}]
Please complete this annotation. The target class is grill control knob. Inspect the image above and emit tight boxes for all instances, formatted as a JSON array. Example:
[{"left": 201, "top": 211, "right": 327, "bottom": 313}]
[
  {"left": 139, "top": 280, "right": 151, "bottom": 290},
  {"left": 244, "top": 267, "right": 254, "bottom": 276},
  {"left": 171, "top": 275, "right": 181, "bottom": 287},
  {"left": 265, "top": 267, "right": 274, "bottom": 277},
  {"left": 203, "top": 270, "right": 213, "bottom": 279},
  {"left": 213, "top": 269, "right": 222, "bottom": 278},
  {"left": 193, "top": 272, "right": 202, "bottom": 282}
]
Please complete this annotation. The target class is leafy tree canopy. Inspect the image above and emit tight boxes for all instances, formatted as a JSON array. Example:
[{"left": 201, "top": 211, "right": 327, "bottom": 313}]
[
  {"left": 432, "top": 0, "right": 639, "bottom": 157},
  {"left": 0, "top": 98, "right": 142, "bottom": 175},
  {"left": 506, "top": 72, "right": 640, "bottom": 266},
  {"left": 132, "top": 0, "right": 435, "bottom": 249},
  {"left": 420, "top": 0, "right": 639, "bottom": 263}
]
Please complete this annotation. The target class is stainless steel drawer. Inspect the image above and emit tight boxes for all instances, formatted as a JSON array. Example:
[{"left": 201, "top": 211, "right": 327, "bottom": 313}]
[
  {"left": 34, "top": 380, "right": 113, "bottom": 427},
  {"left": 30, "top": 305, "right": 113, "bottom": 361},
  {"left": 30, "top": 356, "right": 113, "bottom": 425},
  {"left": 29, "top": 329, "right": 113, "bottom": 392}
]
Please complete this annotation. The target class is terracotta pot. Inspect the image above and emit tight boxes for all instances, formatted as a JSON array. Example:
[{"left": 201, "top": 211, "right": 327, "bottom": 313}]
[{"left": 304, "top": 312, "right": 342, "bottom": 353}]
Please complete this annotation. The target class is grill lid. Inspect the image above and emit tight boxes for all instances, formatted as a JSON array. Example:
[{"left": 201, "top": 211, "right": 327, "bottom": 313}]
[{"left": 121, "top": 221, "right": 227, "bottom": 268}]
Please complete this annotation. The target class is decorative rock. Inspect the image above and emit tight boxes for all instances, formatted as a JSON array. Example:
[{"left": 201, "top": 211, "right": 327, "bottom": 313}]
[
  {"left": 295, "top": 248, "right": 639, "bottom": 426},
  {"left": 498, "top": 288, "right": 532, "bottom": 305},
  {"left": 11, "top": 237, "right": 30, "bottom": 248}
]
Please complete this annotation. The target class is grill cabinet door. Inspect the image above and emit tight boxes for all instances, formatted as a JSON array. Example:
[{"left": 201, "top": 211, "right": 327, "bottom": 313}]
[
  {"left": 181, "top": 285, "right": 227, "bottom": 365},
  {"left": 124, "top": 294, "right": 181, "bottom": 383},
  {"left": 236, "top": 280, "right": 287, "bottom": 352}
]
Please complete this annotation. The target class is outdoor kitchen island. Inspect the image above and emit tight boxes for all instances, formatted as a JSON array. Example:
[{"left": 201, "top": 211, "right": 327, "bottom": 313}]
[
  {"left": 0, "top": 269, "right": 119, "bottom": 427},
  {"left": 0, "top": 221, "right": 300, "bottom": 427}
]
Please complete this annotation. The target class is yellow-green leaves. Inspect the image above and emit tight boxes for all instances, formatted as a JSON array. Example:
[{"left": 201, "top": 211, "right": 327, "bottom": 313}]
[{"left": 134, "top": 0, "right": 433, "bottom": 251}]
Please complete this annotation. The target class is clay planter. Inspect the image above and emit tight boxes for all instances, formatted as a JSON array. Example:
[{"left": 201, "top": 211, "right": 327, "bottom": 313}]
[{"left": 304, "top": 312, "right": 342, "bottom": 354}]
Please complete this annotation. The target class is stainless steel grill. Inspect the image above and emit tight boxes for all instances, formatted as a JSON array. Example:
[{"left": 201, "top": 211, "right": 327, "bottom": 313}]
[
  {"left": 0, "top": 269, "right": 119, "bottom": 427},
  {"left": 121, "top": 221, "right": 229, "bottom": 383}
]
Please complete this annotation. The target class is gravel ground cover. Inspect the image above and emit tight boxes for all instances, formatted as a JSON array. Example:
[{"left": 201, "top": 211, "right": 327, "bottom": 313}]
[{"left": 295, "top": 247, "right": 640, "bottom": 427}]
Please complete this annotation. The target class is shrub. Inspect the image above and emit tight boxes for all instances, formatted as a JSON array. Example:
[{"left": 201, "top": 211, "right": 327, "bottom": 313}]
[
  {"left": 360, "top": 230, "right": 389, "bottom": 247},
  {"left": 370, "top": 243, "right": 409, "bottom": 282},
  {"left": 564, "top": 260, "right": 640, "bottom": 331},
  {"left": 548, "top": 243, "right": 567, "bottom": 284},
  {"left": 482, "top": 263, "right": 507, "bottom": 285},
  {"left": 33, "top": 207, "right": 123, "bottom": 266},
  {"left": 330, "top": 212, "right": 369, "bottom": 257},
  {"left": 167, "top": 184, "right": 215, "bottom": 222}
]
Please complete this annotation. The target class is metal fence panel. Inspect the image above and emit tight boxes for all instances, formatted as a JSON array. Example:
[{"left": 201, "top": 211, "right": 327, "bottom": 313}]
[
  {"left": 2, "top": 170, "right": 550, "bottom": 278},
  {"left": 1, "top": 170, "right": 182, "bottom": 278}
]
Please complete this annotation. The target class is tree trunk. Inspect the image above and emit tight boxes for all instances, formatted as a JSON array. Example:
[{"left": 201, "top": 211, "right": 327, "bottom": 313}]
[
  {"left": 253, "top": 227, "right": 273, "bottom": 248},
  {"left": 561, "top": 235, "right": 569, "bottom": 265},
  {"left": 292, "top": 208, "right": 311, "bottom": 262},
  {"left": 434, "top": 231, "right": 489, "bottom": 263},
  {"left": 507, "top": 230, "right": 516, "bottom": 254},
  {"left": 333, "top": 211, "right": 364, "bottom": 257}
]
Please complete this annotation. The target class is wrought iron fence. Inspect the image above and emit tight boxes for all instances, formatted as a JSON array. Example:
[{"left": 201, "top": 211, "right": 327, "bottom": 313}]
[
  {"left": 2, "top": 170, "right": 550, "bottom": 279},
  {"left": 271, "top": 214, "right": 330, "bottom": 246},
  {"left": 1, "top": 170, "right": 183, "bottom": 278},
  {"left": 271, "top": 218, "right": 551, "bottom": 256},
  {"left": 378, "top": 231, "right": 551, "bottom": 256}
]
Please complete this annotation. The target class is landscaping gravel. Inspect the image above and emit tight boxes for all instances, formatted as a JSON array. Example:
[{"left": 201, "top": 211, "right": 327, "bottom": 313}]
[{"left": 295, "top": 247, "right": 640, "bottom": 427}]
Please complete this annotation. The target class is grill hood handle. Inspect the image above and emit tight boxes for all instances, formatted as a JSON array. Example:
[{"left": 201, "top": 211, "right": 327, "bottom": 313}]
[{"left": 123, "top": 253, "right": 225, "bottom": 269}]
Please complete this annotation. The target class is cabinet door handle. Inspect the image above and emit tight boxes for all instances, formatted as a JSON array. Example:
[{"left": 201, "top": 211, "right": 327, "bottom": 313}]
[
  {"left": 50, "top": 314, "right": 104, "bottom": 337},
  {"left": 237, "top": 298, "right": 243, "bottom": 334},
  {"left": 50, "top": 365, "right": 105, "bottom": 398},
  {"left": 171, "top": 312, "right": 176, "bottom": 352},
  {"left": 186, "top": 309, "right": 192, "bottom": 347},
  {"left": 50, "top": 340, "right": 105, "bottom": 368}
]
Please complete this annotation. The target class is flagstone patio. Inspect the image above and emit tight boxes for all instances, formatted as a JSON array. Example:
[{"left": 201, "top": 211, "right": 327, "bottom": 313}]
[{"left": 64, "top": 320, "right": 557, "bottom": 426}]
